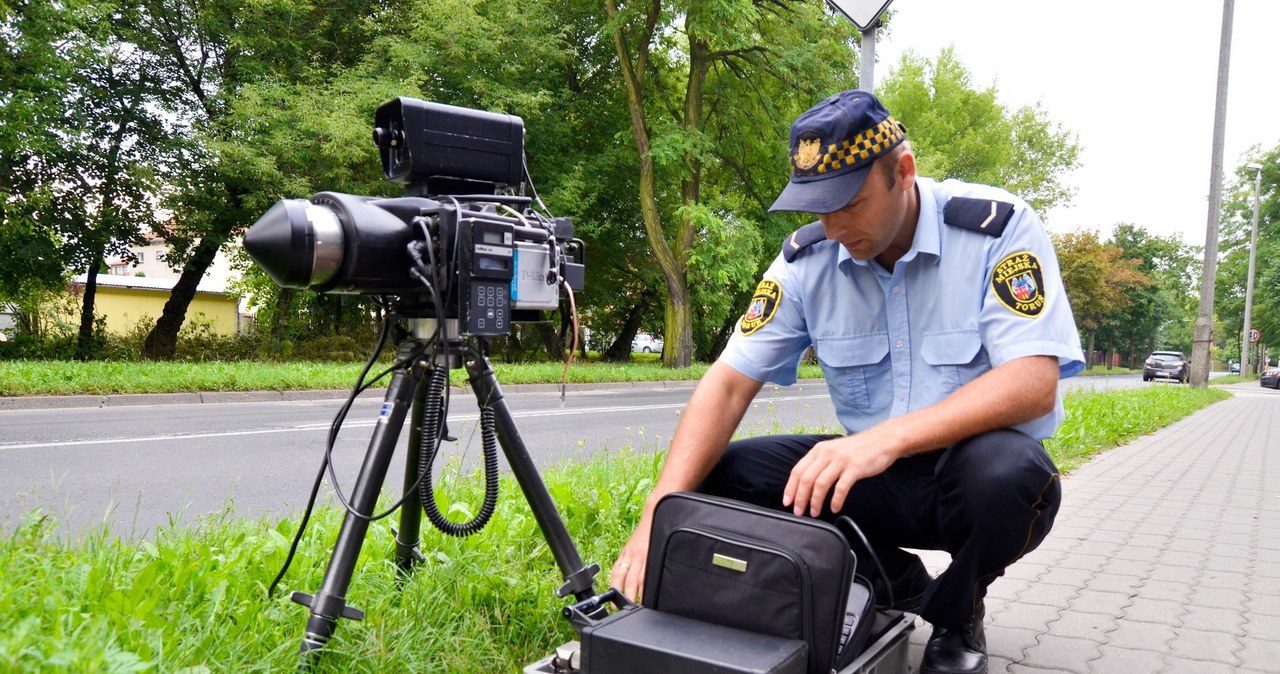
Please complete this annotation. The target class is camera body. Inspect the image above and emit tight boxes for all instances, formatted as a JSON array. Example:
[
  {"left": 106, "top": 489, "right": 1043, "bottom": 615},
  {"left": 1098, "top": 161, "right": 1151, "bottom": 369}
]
[{"left": 244, "top": 97, "right": 584, "bottom": 336}]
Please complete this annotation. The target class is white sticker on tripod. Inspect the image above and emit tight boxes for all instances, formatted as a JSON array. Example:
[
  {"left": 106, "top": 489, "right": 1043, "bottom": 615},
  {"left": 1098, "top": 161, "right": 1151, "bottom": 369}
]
[{"left": 379, "top": 403, "right": 393, "bottom": 419}]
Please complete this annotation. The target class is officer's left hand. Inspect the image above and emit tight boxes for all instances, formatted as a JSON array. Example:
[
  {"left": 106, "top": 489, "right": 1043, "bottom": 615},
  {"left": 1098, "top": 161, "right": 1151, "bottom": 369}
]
[{"left": 782, "top": 428, "right": 901, "bottom": 518}]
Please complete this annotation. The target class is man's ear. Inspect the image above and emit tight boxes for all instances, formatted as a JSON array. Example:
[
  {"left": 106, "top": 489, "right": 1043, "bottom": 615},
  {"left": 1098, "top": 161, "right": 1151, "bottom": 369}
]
[{"left": 897, "top": 150, "right": 916, "bottom": 192}]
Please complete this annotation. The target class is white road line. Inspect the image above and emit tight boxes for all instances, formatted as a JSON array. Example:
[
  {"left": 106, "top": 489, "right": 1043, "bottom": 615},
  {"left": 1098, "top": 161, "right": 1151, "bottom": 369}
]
[{"left": 0, "top": 394, "right": 831, "bottom": 451}]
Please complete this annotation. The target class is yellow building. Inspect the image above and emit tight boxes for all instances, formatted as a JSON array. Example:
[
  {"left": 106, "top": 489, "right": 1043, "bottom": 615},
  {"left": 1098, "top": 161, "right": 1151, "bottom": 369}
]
[{"left": 69, "top": 274, "right": 242, "bottom": 335}]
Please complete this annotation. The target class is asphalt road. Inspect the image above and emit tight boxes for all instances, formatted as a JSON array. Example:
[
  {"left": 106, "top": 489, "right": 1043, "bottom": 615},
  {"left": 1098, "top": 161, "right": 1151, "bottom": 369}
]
[{"left": 0, "top": 373, "right": 1144, "bottom": 539}]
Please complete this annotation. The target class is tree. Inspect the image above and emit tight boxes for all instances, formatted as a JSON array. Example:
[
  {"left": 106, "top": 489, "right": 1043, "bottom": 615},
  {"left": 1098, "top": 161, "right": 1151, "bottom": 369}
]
[
  {"left": 1052, "top": 229, "right": 1151, "bottom": 364},
  {"left": 1216, "top": 146, "right": 1279, "bottom": 366},
  {"left": 878, "top": 49, "right": 1080, "bottom": 215},
  {"left": 0, "top": 0, "right": 82, "bottom": 314},
  {"left": 604, "top": 0, "right": 858, "bottom": 367},
  {"left": 1107, "top": 224, "right": 1200, "bottom": 362}
]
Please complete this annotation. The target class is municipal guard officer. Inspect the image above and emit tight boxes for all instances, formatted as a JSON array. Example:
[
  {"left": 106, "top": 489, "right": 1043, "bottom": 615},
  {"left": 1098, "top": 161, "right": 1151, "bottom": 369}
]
[{"left": 610, "top": 90, "right": 1084, "bottom": 674}]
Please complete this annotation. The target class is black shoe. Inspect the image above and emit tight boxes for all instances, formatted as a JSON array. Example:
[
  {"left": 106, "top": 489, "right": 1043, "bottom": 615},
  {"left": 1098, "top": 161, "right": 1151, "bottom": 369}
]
[
  {"left": 920, "top": 604, "right": 987, "bottom": 674},
  {"left": 878, "top": 557, "right": 932, "bottom": 612}
]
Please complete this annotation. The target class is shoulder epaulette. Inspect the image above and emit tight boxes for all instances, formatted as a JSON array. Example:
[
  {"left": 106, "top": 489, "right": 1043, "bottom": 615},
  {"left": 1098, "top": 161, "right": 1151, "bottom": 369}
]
[
  {"left": 782, "top": 222, "right": 828, "bottom": 262},
  {"left": 943, "top": 197, "right": 1015, "bottom": 237}
]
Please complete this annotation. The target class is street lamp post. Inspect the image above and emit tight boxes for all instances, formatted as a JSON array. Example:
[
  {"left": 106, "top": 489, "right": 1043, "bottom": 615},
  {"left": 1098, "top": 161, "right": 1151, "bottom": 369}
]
[{"left": 1242, "top": 162, "right": 1263, "bottom": 375}]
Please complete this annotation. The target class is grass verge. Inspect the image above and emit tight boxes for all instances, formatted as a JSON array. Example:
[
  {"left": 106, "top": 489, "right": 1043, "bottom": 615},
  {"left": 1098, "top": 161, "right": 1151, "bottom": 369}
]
[
  {"left": 0, "top": 360, "right": 827, "bottom": 397},
  {"left": 0, "top": 385, "right": 1230, "bottom": 671}
]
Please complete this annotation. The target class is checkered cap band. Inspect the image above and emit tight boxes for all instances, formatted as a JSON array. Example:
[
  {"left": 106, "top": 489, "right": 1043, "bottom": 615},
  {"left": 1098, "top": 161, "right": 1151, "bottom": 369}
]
[{"left": 793, "top": 116, "right": 905, "bottom": 177}]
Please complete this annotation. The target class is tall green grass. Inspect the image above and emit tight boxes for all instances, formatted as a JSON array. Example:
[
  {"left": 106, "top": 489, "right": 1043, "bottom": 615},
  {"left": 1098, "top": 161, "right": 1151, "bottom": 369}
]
[
  {"left": 0, "top": 385, "right": 1230, "bottom": 671},
  {"left": 0, "top": 360, "right": 827, "bottom": 397}
]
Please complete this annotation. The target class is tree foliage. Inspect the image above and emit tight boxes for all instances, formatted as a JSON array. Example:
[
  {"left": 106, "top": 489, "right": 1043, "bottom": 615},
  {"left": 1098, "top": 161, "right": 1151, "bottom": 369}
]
[
  {"left": 604, "top": 0, "right": 859, "bottom": 366},
  {"left": 1052, "top": 229, "right": 1152, "bottom": 362},
  {"left": 1216, "top": 145, "right": 1279, "bottom": 366},
  {"left": 878, "top": 49, "right": 1080, "bottom": 215}
]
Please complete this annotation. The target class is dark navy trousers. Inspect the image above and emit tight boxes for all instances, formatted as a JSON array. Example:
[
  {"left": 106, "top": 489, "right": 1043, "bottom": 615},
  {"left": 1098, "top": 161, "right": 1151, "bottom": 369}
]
[{"left": 698, "top": 429, "right": 1061, "bottom": 629}]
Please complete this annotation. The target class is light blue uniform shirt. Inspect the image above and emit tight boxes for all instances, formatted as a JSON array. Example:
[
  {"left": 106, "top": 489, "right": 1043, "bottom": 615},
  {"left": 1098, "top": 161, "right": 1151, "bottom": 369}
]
[{"left": 721, "top": 177, "right": 1085, "bottom": 441}]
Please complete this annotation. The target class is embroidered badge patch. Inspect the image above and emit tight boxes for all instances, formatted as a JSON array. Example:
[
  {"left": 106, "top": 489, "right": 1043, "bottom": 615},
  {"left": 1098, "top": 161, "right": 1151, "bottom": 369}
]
[
  {"left": 792, "top": 136, "right": 823, "bottom": 174},
  {"left": 992, "top": 252, "right": 1046, "bottom": 318},
  {"left": 739, "top": 279, "right": 782, "bottom": 335}
]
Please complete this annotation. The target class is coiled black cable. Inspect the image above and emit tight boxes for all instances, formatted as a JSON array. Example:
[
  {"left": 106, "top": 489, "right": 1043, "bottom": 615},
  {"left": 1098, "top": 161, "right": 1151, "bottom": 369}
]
[{"left": 415, "top": 363, "right": 499, "bottom": 536}]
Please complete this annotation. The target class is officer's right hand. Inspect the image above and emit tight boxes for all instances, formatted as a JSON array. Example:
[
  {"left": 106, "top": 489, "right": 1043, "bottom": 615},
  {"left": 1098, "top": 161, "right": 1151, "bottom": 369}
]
[{"left": 610, "top": 524, "right": 651, "bottom": 604}]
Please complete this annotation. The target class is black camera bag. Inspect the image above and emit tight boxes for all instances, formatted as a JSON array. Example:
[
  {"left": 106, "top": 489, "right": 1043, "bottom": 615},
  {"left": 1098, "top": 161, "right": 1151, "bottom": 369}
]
[{"left": 643, "top": 492, "right": 876, "bottom": 674}]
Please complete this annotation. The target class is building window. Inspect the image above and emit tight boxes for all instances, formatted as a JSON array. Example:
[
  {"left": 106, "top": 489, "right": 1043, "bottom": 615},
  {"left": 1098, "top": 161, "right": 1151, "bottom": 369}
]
[
  {"left": 156, "top": 251, "right": 167, "bottom": 262},
  {"left": 137, "top": 252, "right": 145, "bottom": 263}
]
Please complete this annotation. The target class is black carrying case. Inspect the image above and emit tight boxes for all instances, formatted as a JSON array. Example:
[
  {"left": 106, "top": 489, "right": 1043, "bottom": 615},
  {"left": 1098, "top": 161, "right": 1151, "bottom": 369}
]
[
  {"left": 577, "top": 601, "right": 808, "bottom": 674},
  {"left": 643, "top": 492, "right": 877, "bottom": 674}
]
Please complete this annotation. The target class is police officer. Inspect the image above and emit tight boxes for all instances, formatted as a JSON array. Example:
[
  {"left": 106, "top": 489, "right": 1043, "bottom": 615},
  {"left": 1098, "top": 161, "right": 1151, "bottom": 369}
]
[{"left": 610, "top": 90, "right": 1085, "bottom": 674}]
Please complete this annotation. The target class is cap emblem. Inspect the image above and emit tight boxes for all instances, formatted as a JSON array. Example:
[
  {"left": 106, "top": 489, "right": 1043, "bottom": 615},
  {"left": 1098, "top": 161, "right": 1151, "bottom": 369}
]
[{"left": 793, "top": 137, "right": 822, "bottom": 172}]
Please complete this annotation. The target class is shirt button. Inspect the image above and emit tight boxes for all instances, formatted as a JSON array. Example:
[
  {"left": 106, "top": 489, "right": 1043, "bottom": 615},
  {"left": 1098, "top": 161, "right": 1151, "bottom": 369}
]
[
  {"left": 895, "top": 339, "right": 904, "bottom": 349},
  {"left": 892, "top": 286, "right": 901, "bottom": 295}
]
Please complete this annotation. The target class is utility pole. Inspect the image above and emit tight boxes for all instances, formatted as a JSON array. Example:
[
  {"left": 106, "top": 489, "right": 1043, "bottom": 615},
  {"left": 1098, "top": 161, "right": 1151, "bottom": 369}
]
[
  {"left": 1241, "top": 162, "right": 1263, "bottom": 375},
  {"left": 1190, "top": 0, "right": 1237, "bottom": 388}
]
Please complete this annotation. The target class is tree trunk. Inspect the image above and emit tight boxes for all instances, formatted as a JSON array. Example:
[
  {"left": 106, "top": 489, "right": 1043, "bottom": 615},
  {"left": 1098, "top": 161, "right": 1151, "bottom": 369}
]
[
  {"left": 75, "top": 245, "right": 105, "bottom": 361},
  {"left": 1086, "top": 331, "right": 1096, "bottom": 369},
  {"left": 604, "top": 296, "right": 652, "bottom": 362},
  {"left": 536, "top": 322, "right": 563, "bottom": 361},
  {"left": 269, "top": 287, "right": 294, "bottom": 345},
  {"left": 141, "top": 234, "right": 223, "bottom": 360},
  {"left": 606, "top": 0, "right": 695, "bottom": 369}
]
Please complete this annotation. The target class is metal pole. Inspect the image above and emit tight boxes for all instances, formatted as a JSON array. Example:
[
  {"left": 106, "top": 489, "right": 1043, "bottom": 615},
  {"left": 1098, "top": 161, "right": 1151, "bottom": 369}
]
[
  {"left": 860, "top": 21, "right": 877, "bottom": 90},
  {"left": 1190, "top": 0, "right": 1236, "bottom": 388},
  {"left": 1242, "top": 165, "right": 1263, "bottom": 375}
]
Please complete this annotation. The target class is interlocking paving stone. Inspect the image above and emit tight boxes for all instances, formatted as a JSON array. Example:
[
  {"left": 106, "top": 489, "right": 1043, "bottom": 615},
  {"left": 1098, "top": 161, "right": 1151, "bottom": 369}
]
[
  {"left": 1017, "top": 583, "right": 1079, "bottom": 610},
  {"left": 1246, "top": 592, "right": 1280, "bottom": 616},
  {"left": 1161, "top": 657, "right": 1243, "bottom": 673},
  {"left": 1103, "top": 619, "right": 1175, "bottom": 653},
  {"left": 1201, "top": 569, "right": 1251, "bottom": 590},
  {"left": 1066, "top": 590, "right": 1130, "bottom": 618},
  {"left": 990, "top": 602, "right": 1064, "bottom": 632},
  {"left": 1020, "top": 634, "right": 1100, "bottom": 673},
  {"left": 989, "top": 577, "right": 1034, "bottom": 601},
  {"left": 1187, "top": 585, "right": 1249, "bottom": 611},
  {"left": 1043, "top": 610, "right": 1114, "bottom": 641},
  {"left": 1135, "top": 579, "right": 1194, "bottom": 603},
  {"left": 1236, "top": 636, "right": 1280, "bottom": 673},
  {"left": 1122, "top": 597, "right": 1188, "bottom": 625},
  {"left": 1086, "top": 645, "right": 1167, "bottom": 674},
  {"left": 985, "top": 625, "right": 1040, "bottom": 662},
  {"left": 1166, "top": 627, "right": 1243, "bottom": 665},
  {"left": 1178, "top": 605, "right": 1245, "bottom": 634},
  {"left": 1241, "top": 612, "right": 1280, "bottom": 639},
  {"left": 1084, "top": 572, "right": 1142, "bottom": 595}
]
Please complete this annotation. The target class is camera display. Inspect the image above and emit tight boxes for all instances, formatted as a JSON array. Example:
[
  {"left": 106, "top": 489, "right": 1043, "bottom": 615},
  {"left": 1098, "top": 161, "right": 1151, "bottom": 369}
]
[{"left": 242, "top": 97, "right": 584, "bottom": 336}]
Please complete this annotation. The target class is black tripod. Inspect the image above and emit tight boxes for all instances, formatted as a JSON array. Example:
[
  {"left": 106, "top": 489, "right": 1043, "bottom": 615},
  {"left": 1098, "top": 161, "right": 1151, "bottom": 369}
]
[{"left": 288, "top": 317, "right": 601, "bottom": 663}]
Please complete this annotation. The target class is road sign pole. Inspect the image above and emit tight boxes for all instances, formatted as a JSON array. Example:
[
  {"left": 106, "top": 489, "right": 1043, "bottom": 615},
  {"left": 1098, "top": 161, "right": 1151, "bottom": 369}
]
[
  {"left": 826, "top": 0, "right": 894, "bottom": 90},
  {"left": 860, "top": 22, "right": 877, "bottom": 90}
]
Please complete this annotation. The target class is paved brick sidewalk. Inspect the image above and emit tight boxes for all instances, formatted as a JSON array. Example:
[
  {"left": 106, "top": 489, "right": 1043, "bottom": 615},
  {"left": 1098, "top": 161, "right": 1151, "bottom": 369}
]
[{"left": 907, "top": 384, "right": 1280, "bottom": 673}]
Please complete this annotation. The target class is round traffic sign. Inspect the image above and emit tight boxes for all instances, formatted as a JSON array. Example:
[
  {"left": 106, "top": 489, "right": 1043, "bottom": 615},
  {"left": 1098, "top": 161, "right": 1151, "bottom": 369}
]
[{"left": 1249, "top": 327, "right": 1261, "bottom": 344}]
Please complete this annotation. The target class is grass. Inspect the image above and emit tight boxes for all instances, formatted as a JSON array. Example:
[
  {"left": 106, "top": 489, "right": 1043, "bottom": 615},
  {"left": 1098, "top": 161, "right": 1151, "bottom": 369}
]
[
  {"left": 1047, "top": 385, "right": 1231, "bottom": 471},
  {"left": 0, "top": 359, "right": 826, "bottom": 397},
  {"left": 0, "top": 384, "right": 1231, "bottom": 672}
]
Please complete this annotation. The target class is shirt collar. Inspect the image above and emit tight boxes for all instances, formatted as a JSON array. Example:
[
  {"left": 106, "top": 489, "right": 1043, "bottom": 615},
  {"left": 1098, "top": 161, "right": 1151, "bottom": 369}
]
[{"left": 837, "top": 177, "right": 942, "bottom": 272}]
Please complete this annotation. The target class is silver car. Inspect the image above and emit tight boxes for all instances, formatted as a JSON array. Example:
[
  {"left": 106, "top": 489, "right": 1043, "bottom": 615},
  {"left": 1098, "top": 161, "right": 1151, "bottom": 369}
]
[{"left": 1143, "top": 351, "right": 1189, "bottom": 383}]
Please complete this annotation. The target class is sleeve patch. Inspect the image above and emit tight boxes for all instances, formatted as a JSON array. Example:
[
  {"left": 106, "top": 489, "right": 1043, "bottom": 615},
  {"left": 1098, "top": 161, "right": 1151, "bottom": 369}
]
[
  {"left": 944, "top": 197, "right": 1015, "bottom": 237},
  {"left": 992, "top": 251, "right": 1045, "bottom": 318},
  {"left": 739, "top": 279, "right": 782, "bottom": 335}
]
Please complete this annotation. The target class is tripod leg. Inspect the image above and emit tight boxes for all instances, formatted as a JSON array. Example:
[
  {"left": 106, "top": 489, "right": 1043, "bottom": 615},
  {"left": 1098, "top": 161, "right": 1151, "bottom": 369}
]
[
  {"left": 465, "top": 356, "right": 600, "bottom": 603},
  {"left": 293, "top": 365, "right": 420, "bottom": 662},
  {"left": 395, "top": 375, "right": 430, "bottom": 574}
]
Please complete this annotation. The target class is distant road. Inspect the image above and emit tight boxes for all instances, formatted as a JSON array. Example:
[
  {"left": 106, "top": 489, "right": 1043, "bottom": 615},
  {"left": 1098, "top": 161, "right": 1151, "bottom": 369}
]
[{"left": 0, "top": 373, "right": 1143, "bottom": 538}]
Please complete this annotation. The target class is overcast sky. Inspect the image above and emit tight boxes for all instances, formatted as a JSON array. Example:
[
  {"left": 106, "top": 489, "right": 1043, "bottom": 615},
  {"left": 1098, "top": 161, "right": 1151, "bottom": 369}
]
[{"left": 866, "top": 0, "right": 1279, "bottom": 246}]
